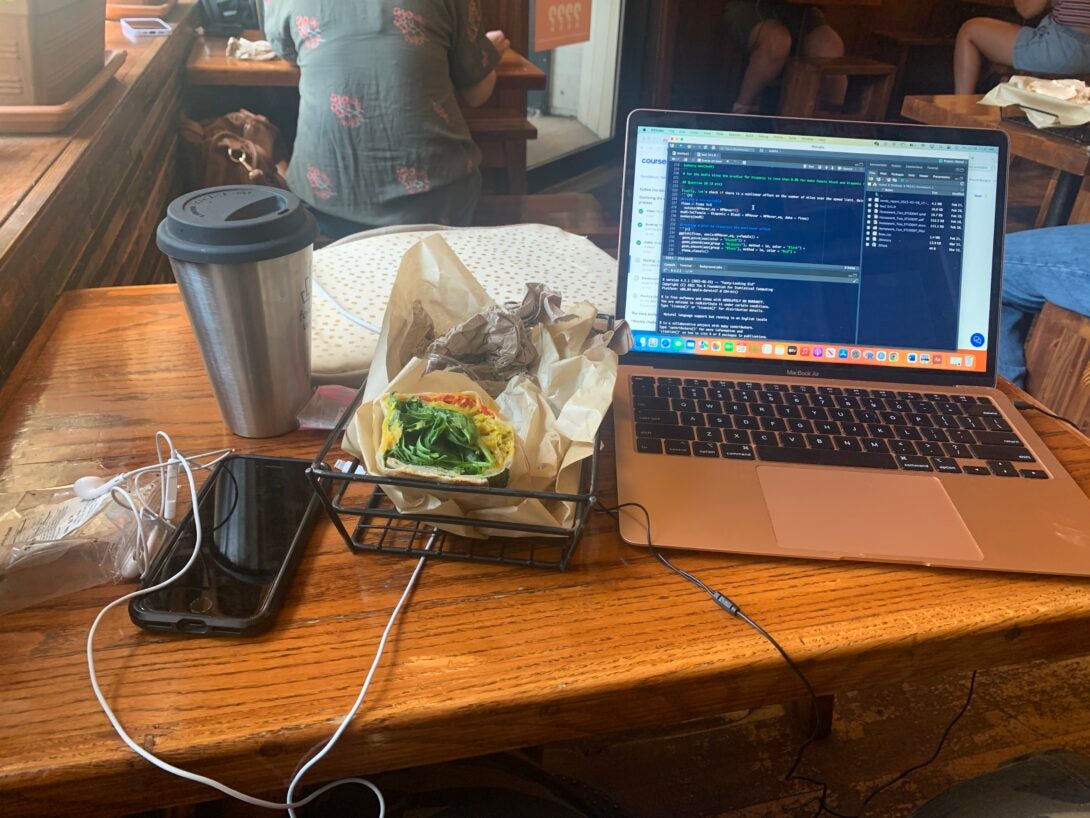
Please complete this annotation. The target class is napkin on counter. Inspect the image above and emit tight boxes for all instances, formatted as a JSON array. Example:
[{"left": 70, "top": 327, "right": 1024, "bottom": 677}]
[
  {"left": 225, "top": 37, "right": 278, "bottom": 61},
  {"left": 980, "top": 76, "right": 1090, "bottom": 128},
  {"left": 342, "top": 234, "right": 630, "bottom": 538}
]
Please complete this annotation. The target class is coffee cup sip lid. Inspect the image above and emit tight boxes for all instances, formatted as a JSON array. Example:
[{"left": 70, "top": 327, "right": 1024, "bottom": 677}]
[{"left": 157, "top": 185, "right": 318, "bottom": 264}]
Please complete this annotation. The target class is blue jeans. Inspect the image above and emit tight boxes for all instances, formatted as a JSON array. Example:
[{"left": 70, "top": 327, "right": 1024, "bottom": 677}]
[{"left": 1000, "top": 224, "right": 1090, "bottom": 387}]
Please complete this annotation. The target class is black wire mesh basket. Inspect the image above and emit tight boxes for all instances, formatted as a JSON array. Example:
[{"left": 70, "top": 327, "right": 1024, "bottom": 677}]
[{"left": 307, "top": 385, "right": 601, "bottom": 571}]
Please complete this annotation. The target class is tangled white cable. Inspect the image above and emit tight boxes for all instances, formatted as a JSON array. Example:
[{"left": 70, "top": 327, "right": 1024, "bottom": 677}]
[{"left": 84, "top": 432, "right": 432, "bottom": 816}]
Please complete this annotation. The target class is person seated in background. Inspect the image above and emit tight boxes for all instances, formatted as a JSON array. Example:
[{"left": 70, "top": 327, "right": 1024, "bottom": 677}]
[
  {"left": 955, "top": 0, "right": 1090, "bottom": 95},
  {"left": 1000, "top": 224, "right": 1090, "bottom": 387},
  {"left": 264, "top": 1, "right": 509, "bottom": 240},
  {"left": 722, "top": 0, "right": 846, "bottom": 114}
]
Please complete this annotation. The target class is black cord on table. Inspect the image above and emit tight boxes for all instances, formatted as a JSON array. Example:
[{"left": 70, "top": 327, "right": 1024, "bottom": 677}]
[
  {"left": 595, "top": 501, "right": 978, "bottom": 817},
  {"left": 1013, "top": 400, "right": 1081, "bottom": 432}
]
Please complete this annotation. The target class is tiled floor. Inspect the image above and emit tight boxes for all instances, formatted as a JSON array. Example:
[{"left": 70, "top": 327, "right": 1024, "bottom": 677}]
[{"left": 528, "top": 114, "right": 604, "bottom": 169}]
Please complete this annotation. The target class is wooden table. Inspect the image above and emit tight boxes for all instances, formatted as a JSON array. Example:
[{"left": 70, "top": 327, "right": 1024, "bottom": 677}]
[
  {"left": 903, "top": 93, "right": 1090, "bottom": 226},
  {"left": 186, "top": 34, "right": 547, "bottom": 91},
  {"left": 4, "top": 286, "right": 1090, "bottom": 816},
  {"left": 186, "top": 34, "right": 545, "bottom": 194}
]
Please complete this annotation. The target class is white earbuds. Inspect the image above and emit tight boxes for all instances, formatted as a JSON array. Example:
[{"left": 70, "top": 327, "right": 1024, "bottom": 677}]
[
  {"left": 72, "top": 446, "right": 231, "bottom": 583},
  {"left": 164, "top": 463, "right": 179, "bottom": 519},
  {"left": 82, "top": 431, "right": 416, "bottom": 818},
  {"left": 73, "top": 474, "right": 126, "bottom": 500}
]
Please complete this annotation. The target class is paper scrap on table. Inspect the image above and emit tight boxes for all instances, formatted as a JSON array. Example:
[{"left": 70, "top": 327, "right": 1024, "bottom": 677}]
[
  {"left": 226, "top": 37, "right": 278, "bottom": 61},
  {"left": 343, "top": 234, "right": 631, "bottom": 538},
  {"left": 980, "top": 76, "right": 1090, "bottom": 128}
]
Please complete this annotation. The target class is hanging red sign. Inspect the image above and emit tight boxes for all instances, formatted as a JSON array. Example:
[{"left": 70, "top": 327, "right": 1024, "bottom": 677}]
[{"left": 534, "top": 0, "right": 593, "bottom": 52}]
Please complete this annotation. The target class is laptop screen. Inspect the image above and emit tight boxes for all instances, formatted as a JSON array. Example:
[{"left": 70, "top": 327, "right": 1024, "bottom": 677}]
[{"left": 620, "top": 114, "right": 1005, "bottom": 380}]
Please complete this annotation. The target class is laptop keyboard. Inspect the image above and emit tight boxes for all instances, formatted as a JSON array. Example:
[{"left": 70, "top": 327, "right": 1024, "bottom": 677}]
[{"left": 629, "top": 376, "right": 1049, "bottom": 479}]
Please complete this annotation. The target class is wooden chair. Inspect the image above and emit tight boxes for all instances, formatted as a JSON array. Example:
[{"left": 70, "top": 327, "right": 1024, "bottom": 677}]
[
  {"left": 778, "top": 56, "right": 896, "bottom": 120},
  {"left": 1024, "top": 301, "right": 1090, "bottom": 433}
]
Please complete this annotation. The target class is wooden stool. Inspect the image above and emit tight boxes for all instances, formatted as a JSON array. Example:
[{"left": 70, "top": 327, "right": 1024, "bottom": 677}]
[
  {"left": 1024, "top": 301, "right": 1090, "bottom": 433},
  {"left": 778, "top": 56, "right": 896, "bottom": 121}
]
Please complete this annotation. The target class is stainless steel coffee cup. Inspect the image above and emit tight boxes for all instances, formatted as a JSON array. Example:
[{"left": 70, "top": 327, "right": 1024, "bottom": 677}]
[{"left": 157, "top": 186, "right": 319, "bottom": 438}]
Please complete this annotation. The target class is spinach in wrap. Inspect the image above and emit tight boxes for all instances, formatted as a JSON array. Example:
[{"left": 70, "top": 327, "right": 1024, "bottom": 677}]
[{"left": 379, "top": 392, "right": 515, "bottom": 486}]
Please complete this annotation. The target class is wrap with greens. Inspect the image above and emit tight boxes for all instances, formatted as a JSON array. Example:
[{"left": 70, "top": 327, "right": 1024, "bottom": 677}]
[{"left": 378, "top": 392, "right": 515, "bottom": 487}]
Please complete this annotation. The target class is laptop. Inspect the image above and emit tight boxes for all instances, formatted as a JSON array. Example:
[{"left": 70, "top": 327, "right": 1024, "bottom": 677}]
[{"left": 613, "top": 108, "right": 1090, "bottom": 577}]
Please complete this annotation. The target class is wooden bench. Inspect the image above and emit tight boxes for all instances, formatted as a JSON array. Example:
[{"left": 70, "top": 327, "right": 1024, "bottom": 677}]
[
  {"left": 778, "top": 56, "right": 896, "bottom": 120},
  {"left": 1025, "top": 301, "right": 1090, "bottom": 433}
]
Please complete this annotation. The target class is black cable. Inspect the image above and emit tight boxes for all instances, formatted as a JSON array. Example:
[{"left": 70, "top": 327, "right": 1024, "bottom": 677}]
[
  {"left": 595, "top": 501, "right": 830, "bottom": 816},
  {"left": 846, "top": 671, "right": 977, "bottom": 817},
  {"left": 595, "top": 501, "right": 979, "bottom": 817},
  {"left": 1013, "top": 400, "right": 1081, "bottom": 432}
]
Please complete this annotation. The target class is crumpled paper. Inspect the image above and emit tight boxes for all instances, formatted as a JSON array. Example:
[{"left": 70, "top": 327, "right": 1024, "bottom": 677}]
[
  {"left": 342, "top": 234, "right": 630, "bottom": 538},
  {"left": 980, "top": 76, "right": 1090, "bottom": 128}
]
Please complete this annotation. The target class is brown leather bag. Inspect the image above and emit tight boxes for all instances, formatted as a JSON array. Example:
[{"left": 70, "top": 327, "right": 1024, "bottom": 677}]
[{"left": 180, "top": 109, "right": 290, "bottom": 190}]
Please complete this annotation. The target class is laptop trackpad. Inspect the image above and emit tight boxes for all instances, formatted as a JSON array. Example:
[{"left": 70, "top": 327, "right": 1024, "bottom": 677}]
[{"left": 756, "top": 466, "right": 983, "bottom": 562}]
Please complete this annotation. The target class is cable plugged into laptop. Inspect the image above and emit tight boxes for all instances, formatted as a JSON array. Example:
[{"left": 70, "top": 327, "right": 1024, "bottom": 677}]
[
  {"left": 1013, "top": 399, "right": 1080, "bottom": 430},
  {"left": 596, "top": 500, "right": 978, "bottom": 818}
]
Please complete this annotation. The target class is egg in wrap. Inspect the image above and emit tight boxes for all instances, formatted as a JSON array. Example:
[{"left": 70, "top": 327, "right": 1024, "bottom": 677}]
[{"left": 378, "top": 392, "right": 515, "bottom": 487}]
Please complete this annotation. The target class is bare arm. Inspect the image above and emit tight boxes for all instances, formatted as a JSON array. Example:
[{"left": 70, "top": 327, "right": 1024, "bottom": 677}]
[
  {"left": 457, "top": 30, "right": 508, "bottom": 107},
  {"left": 460, "top": 70, "right": 497, "bottom": 107},
  {"left": 1014, "top": 0, "right": 1050, "bottom": 19}
]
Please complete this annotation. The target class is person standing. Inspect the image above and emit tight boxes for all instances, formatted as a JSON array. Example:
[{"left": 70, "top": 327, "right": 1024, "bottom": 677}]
[
  {"left": 265, "top": 1, "right": 509, "bottom": 239},
  {"left": 955, "top": 0, "right": 1090, "bottom": 95}
]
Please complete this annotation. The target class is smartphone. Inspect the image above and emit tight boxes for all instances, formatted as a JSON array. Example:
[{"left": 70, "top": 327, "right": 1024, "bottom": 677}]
[
  {"left": 129, "top": 454, "right": 321, "bottom": 636},
  {"left": 120, "top": 18, "right": 172, "bottom": 41}
]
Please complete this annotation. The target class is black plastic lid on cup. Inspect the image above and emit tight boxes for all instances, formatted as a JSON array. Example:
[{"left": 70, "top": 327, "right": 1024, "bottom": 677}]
[{"left": 157, "top": 185, "right": 318, "bottom": 264}]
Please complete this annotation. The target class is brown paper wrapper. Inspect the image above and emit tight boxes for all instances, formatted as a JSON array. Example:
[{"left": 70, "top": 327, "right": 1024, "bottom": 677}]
[{"left": 343, "top": 234, "right": 629, "bottom": 538}]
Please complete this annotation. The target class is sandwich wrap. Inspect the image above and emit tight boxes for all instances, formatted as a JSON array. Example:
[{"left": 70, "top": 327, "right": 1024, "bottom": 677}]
[{"left": 379, "top": 391, "right": 515, "bottom": 486}]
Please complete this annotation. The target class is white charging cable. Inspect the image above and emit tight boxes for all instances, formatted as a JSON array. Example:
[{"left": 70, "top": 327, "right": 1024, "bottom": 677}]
[
  {"left": 85, "top": 432, "right": 432, "bottom": 815},
  {"left": 312, "top": 276, "right": 383, "bottom": 335}
]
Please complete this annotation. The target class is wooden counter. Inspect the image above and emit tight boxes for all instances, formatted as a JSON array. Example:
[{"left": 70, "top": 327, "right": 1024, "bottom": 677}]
[
  {"left": 187, "top": 34, "right": 546, "bottom": 91},
  {"left": 0, "top": 1, "right": 199, "bottom": 386}
]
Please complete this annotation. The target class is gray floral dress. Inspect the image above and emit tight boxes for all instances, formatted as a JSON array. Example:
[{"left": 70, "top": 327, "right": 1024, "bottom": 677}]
[{"left": 264, "top": 0, "right": 500, "bottom": 226}]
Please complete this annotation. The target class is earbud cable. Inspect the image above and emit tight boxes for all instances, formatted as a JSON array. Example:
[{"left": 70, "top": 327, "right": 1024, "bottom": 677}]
[{"left": 86, "top": 434, "right": 432, "bottom": 815}]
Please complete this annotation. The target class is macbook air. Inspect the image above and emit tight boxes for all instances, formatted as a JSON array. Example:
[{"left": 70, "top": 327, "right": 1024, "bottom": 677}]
[{"left": 613, "top": 108, "right": 1090, "bottom": 576}]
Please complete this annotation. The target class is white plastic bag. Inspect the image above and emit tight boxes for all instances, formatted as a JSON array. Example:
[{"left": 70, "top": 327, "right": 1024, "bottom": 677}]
[{"left": 0, "top": 479, "right": 168, "bottom": 614}]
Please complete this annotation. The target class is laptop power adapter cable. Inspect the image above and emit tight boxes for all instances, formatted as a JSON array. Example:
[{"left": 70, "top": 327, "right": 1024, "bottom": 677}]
[
  {"left": 1013, "top": 399, "right": 1081, "bottom": 432},
  {"left": 86, "top": 432, "right": 434, "bottom": 818},
  {"left": 596, "top": 501, "right": 978, "bottom": 818}
]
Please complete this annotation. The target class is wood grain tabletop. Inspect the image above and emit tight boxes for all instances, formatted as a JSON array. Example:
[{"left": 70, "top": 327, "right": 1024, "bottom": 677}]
[
  {"left": 2, "top": 285, "right": 1090, "bottom": 816},
  {"left": 902, "top": 94, "right": 1090, "bottom": 177},
  {"left": 186, "top": 33, "right": 547, "bottom": 91}
]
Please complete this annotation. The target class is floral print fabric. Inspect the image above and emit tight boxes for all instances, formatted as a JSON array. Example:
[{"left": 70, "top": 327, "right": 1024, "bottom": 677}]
[{"left": 264, "top": 0, "right": 500, "bottom": 226}]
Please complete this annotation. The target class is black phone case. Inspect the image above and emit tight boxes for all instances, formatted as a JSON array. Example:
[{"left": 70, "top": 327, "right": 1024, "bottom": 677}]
[{"left": 128, "top": 454, "right": 321, "bottom": 637}]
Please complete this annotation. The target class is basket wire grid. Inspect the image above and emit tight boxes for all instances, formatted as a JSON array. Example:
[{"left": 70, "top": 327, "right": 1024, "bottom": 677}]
[{"left": 307, "top": 385, "right": 600, "bottom": 570}]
